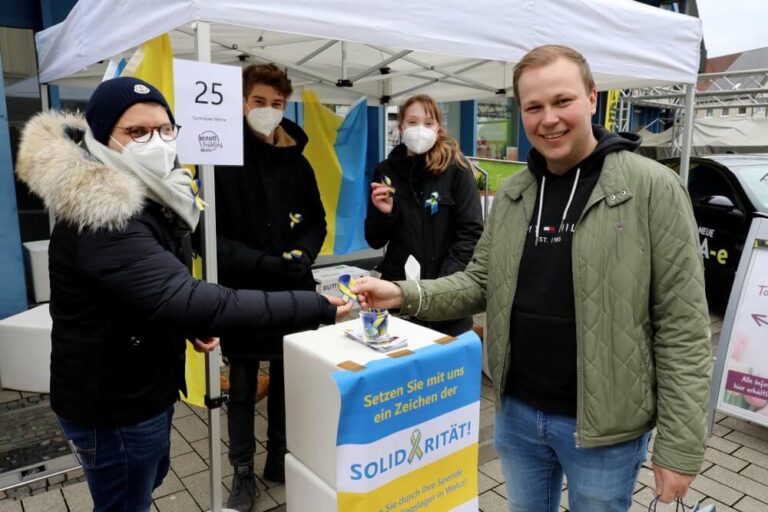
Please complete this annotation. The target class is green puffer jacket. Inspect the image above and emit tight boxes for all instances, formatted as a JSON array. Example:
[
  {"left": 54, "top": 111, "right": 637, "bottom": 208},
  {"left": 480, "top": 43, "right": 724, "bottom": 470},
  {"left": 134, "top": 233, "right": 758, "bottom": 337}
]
[{"left": 398, "top": 150, "right": 712, "bottom": 475}]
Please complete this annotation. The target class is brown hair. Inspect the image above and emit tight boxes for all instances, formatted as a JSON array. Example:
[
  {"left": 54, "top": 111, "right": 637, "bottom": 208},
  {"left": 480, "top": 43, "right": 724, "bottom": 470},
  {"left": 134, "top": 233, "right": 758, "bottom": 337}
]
[
  {"left": 397, "top": 94, "right": 469, "bottom": 174},
  {"left": 512, "top": 45, "right": 595, "bottom": 105},
  {"left": 242, "top": 63, "right": 293, "bottom": 100}
]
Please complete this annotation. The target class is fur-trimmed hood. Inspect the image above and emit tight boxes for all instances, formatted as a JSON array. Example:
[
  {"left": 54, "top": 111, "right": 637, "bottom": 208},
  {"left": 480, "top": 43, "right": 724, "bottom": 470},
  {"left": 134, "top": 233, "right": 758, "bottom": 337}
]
[{"left": 16, "top": 112, "right": 146, "bottom": 232}]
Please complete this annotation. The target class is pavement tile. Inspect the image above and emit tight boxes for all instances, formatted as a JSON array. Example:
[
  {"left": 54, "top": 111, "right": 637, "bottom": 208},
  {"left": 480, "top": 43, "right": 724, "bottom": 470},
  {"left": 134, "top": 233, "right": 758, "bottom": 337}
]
[
  {"left": 478, "top": 471, "right": 498, "bottom": 494},
  {"left": 173, "top": 401, "right": 193, "bottom": 419},
  {"left": 20, "top": 489, "right": 67, "bottom": 512},
  {"left": 740, "top": 464, "right": 768, "bottom": 491},
  {"left": 493, "top": 482, "right": 507, "bottom": 499},
  {"left": 265, "top": 483, "right": 286, "bottom": 505},
  {"left": 0, "top": 390, "right": 22, "bottom": 404},
  {"left": 154, "top": 490, "right": 202, "bottom": 512},
  {"left": 171, "top": 451, "right": 208, "bottom": 478},
  {"left": 61, "top": 480, "right": 93, "bottom": 511},
  {"left": 478, "top": 489, "right": 508, "bottom": 512},
  {"left": 704, "top": 446, "right": 750, "bottom": 472},
  {"left": 180, "top": 470, "right": 227, "bottom": 510},
  {"left": 190, "top": 438, "right": 228, "bottom": 460},
  {"left": 152, "top": 470, "right": 185, "bottom": 499},
  {"left": 172, "top": 414, "right": 209, "bottom": 443},
  {"left": 169, "top": 428, "right": 193, "bottom": 458},
  {"left": 708, "top": 434, "right": 742, "bottom": 454},
  {"left": 719, "top": 418, "right": 768, "bottom": 443},
  {"left": 712, "top": 423, "right": 734, "bottom": 438},
  {"left": 724, "top": 431, "right": 768, "bottom": 456},
  {"left": 704, "top": 465, "right": 768, "bottom": 504},
  {"left": 0, "top": 500, "right": 22, "bottom": 512},
  {"left": 733, "top": 446, "right": 768, "bottom": 470},
  {"left": 479, "top": 458, "right": 504, "bottom": 483},
  {"left": 689, "top": 473, "right": 744, "bottom": 506},
  {"left": 734, "top": 495, "right": 768, "bottom": 512}
]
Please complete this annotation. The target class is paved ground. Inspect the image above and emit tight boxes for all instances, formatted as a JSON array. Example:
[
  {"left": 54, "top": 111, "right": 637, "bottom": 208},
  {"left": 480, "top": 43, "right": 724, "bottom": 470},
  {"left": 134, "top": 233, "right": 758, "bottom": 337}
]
[{"left": 2, "top": 312, "right": 768, "bottom": 511}]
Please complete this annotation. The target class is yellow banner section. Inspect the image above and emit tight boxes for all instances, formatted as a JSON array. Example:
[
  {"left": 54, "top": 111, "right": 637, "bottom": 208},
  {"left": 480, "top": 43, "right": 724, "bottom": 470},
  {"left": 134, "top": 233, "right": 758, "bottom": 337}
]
[
  {"left": 182, "top": 255, "right": 207, "bottom": 408},
  {"left": 302, "top": 89, "right": 343, "bottom": 255},
  {"left": 604, "top": 89, "right": 620, "bottom": 131},
  {"left": 338, "top": 443, "right": 478, "bottom": 512}
]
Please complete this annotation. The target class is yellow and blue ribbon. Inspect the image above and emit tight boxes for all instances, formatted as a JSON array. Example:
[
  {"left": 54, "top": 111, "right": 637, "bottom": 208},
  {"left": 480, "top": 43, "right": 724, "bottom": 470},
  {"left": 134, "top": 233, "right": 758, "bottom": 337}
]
[
  {"left": 381, "top": 175, "right": 395, "bottom": 197},
  {"left": 424, "top": 191, "right": 439, "bottom": 215},
  {"left": 282, "top": 249, "right": 303, "bottom": 261},
  {"left": 190, "top": 179, "right": 208, "bottom": 210},
  {"left": 337, "top": 274, "right": 358, "bottom": 304},
  {"left": 289, "top": 212, "right": 303, "bottom": 229}
]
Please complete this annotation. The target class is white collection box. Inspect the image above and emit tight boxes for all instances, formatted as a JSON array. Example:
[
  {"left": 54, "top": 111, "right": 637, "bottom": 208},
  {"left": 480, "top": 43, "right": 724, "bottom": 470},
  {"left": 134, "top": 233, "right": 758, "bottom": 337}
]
[
  {"left": 283, "top": 316, "right": 445, "bottom": 488},
  {"left": 23, "top": 240, "right": 50, "bottom": 303},
  {"left": 0, "top": 304, "right": 52, "bottom": 393},
  {"left": 312, "top": 265, "right": 369, "bottom": 303},
  {"left": 285, "top": 454, "right": 336, "bottom": 512}
]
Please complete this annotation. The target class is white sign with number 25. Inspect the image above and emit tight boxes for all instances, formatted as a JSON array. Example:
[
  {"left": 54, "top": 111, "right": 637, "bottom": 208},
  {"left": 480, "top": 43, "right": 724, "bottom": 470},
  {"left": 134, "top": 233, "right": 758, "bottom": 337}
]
[{"left": 173, "top": 59, "right": 243, "bottom": 166}]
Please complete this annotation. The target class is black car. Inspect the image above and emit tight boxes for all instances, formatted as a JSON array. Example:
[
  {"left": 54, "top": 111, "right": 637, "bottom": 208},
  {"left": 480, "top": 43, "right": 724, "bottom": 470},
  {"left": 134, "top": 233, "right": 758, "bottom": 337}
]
[{"left": 661, "top": 155, "right": 768, "bottom": 310}]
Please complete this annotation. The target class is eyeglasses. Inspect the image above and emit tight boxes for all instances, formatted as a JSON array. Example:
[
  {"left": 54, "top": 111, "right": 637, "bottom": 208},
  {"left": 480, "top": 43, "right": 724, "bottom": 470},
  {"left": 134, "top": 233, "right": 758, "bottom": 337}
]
[{"left": 114, "top": 124, "right": 181, "bottom": 143}]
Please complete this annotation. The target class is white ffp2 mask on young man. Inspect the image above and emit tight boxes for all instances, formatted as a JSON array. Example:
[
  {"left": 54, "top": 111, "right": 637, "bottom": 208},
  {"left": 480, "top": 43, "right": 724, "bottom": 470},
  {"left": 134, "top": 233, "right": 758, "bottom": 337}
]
[
  {"left": 247, "top": 107, "right": 284, "bottom": 137},
  {"left": 401, "top": 125, "right": 438, "bottom": 154}
]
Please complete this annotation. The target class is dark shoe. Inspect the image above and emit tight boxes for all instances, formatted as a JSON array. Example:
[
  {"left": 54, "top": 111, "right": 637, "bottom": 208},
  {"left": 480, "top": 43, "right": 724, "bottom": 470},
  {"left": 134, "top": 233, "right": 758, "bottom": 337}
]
[
  {"left": 227, "top": 463, "right": 259, "bottom": 512},
  {"left": 262, "top": 451, "right": 285, "bottom": 483}
]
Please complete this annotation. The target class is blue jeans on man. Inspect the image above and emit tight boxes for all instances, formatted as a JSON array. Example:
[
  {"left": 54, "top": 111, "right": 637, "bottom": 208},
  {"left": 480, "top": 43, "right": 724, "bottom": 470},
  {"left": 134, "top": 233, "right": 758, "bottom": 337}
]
[
  {"left": 58, "top": 406, "right": 175, "bottom": 512},
  {"left": 495, "top": 396, "right": 650, "bottom": 512}
]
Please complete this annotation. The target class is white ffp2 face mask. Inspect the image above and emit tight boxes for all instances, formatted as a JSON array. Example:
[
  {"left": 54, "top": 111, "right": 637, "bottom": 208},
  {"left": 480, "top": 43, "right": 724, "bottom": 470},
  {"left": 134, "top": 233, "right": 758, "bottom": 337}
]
[
  {"left": 112, "top": 135, "right": 177, "bottom": 178},
  {"left": 401, "top": 125, "right": 438, "bottom": 154},
  {"left": 246, "top": 106, "right": 284, "bottom": 137}
]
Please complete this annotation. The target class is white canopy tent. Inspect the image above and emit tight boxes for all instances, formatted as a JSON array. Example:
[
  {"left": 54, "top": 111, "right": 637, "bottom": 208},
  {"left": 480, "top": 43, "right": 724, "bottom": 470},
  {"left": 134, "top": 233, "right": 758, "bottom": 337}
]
[
  {"left": 37, "top": 0, "right": 702, "bottom": 102},
  {"left": 34, "top": 2, "right": 702, "bottom": 510}
]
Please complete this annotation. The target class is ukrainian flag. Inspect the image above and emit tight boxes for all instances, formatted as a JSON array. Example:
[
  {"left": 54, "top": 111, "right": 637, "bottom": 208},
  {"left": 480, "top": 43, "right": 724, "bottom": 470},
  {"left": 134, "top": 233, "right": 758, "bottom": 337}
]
[{"left": 302, "top": 90, "right": 369, "bottom": 255}]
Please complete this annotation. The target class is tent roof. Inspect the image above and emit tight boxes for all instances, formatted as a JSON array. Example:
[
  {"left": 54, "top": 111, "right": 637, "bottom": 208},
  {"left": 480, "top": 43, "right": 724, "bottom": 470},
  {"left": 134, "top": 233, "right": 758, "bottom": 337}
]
[{"left": 36, "top": 0, "right": 702, "bottom": 104}]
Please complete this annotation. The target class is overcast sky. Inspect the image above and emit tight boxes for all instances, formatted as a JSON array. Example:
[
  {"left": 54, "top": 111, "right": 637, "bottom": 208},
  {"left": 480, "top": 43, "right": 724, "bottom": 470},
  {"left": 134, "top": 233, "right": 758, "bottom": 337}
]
[{"left": 697, "top": 0, "right": 768, "bottom": 57}]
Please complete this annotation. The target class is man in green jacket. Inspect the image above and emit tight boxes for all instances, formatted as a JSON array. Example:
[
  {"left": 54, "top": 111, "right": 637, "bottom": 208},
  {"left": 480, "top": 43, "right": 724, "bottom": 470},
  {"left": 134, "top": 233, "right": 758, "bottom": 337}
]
[{"left": 353, "top": 45, "right": 711, "bottom": 512}]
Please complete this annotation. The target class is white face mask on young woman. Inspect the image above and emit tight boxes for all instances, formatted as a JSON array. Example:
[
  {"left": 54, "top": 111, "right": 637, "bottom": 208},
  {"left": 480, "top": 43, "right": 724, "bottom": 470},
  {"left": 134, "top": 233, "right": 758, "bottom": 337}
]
[
  {"left": 246, "top": 106, "right": 284, "bottom": 137},
  {"left": 401, "top": 125, "right": 438, "bottom": 155},
  {"left": 111, "top": 134, "right": 177, "bottom": 178}
]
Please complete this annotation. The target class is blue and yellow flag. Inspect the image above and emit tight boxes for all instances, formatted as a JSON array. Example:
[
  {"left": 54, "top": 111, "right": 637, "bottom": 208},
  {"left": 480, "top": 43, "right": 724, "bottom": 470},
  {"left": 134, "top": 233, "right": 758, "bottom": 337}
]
[
  {"left": 302, "top": 90, "right": 369, "bottom": 255},
  {"left": 121, "top": 34, "right": 207, "bottom": 408}
]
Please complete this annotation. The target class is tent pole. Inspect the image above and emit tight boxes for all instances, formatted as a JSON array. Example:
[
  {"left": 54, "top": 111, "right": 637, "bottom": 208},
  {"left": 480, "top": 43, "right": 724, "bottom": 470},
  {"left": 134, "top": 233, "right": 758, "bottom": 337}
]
[
  {"left": 295, "top": 40, "right": 338, "bottom": 66},
  {"left": 193, "top": 20, "right": 229, "bottom": 512},
  {"left": 341, "top": 41, "right": 348, "bottom": 80},
  {"left": 679, "top": 84, "right": 695, "bottom": 187}
]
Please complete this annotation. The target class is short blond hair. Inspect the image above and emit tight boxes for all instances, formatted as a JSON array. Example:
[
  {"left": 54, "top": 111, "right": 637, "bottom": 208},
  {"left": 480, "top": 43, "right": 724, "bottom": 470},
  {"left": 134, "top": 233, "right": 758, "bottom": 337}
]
[{"left": 512, "top": 45, "right": 595, "bottom": 105}]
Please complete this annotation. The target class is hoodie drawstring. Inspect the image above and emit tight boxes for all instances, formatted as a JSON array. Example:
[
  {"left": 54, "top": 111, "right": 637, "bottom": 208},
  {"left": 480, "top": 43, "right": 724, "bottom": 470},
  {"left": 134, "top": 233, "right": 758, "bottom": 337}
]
[{"left": 535, "top": 167, "right": 581, "bottom": 246}]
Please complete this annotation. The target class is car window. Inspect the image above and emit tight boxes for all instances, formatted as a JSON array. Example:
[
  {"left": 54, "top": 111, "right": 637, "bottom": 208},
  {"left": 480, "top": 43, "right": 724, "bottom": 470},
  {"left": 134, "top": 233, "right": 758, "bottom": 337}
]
[
  {"left": 731, "top": 165, "right": 768, "bottom": 213},
  {"left": 688, "top": 164, "right": 740, "bottom": 208}
]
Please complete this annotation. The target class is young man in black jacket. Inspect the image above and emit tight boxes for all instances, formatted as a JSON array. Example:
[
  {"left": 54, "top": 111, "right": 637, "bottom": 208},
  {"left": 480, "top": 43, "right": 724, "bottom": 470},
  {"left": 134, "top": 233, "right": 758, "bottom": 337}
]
[
  {"left": 15, "top": 77, "right": 350, "bottom": 512},
  {"left": 215, "top": 64, "right": 327, "bottom": 511}
]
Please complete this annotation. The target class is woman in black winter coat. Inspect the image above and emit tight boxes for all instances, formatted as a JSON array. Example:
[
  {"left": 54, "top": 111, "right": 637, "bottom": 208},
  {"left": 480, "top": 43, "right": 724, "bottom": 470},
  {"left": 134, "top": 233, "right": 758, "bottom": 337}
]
[
  {"left": 14, "top": 77, "right": 350, "bottom": 512},
  {"left": 365, "top": 94, "right": 483, "bottom": 336}
]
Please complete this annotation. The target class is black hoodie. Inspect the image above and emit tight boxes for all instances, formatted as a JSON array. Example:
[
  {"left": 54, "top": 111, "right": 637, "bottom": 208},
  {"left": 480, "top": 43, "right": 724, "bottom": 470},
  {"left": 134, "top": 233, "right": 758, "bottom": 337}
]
[{"left": 504, "top": 126, "right": 641, "bottom": 416}]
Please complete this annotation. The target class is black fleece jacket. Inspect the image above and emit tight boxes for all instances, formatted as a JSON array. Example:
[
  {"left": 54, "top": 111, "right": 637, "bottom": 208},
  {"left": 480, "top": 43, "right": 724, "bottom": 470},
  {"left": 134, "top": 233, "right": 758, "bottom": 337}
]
[
  {"left": 504, "top": 126, "right": 641, "bottom": 416},
  {"left": 365, "top": 144, "right": 483, "bottom": 336}
]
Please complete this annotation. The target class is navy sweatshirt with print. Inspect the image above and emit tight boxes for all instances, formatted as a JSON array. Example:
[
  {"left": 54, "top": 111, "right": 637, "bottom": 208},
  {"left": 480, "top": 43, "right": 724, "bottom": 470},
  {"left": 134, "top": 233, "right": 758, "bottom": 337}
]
[{"left": 504, "top": 126, "right": 641, "bottom": 416}]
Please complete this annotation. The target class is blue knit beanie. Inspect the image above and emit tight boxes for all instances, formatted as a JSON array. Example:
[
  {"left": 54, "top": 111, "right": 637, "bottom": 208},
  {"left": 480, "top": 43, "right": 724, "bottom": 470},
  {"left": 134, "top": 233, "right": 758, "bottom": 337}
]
[{"left": 85, "top": 77, "right": 175, "bottom": 145}]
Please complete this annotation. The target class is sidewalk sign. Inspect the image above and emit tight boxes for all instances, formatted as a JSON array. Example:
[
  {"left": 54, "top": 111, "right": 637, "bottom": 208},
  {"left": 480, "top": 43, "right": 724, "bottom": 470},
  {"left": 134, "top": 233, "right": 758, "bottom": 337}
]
[{"left": 710, "top": 218, "right": 768, "bottom": 428}]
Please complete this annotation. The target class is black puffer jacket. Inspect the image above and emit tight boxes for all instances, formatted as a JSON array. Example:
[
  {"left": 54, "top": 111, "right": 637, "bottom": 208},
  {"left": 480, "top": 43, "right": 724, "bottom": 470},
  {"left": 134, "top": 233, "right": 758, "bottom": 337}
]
[
  {"left": 15, "top": 113, "right": 336, "bottom": 428},
  {"left": 215, "top": 118, "right": 327, "bottom": 359},
  {"left": 365, "top": 144, "right": 483, "bottom": 335}
]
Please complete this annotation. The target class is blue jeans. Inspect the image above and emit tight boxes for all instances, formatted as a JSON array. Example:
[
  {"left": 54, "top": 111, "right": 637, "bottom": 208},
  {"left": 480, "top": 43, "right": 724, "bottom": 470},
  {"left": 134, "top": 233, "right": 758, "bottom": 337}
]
[
  {"left": 494, "top": 396, "right": 649, "bottom": 512},
  {"left": 58, "top": 406, "right": 174, "bottom": 512}
]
